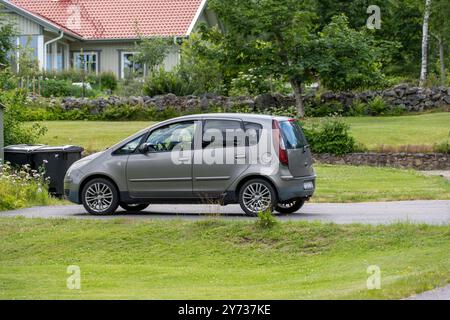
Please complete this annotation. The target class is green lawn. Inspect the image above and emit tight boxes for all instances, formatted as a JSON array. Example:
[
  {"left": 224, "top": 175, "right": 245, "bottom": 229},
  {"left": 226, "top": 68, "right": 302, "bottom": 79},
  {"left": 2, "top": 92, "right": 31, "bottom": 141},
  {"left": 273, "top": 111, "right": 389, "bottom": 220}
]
[
  {"left": 314, "top": 165, "right": 450, "bottom": 202},
  {"left": 30, "top": 113, "right": 450, "bottom": 153},
  {"left": 0, "top": 218, "right": 448, "bottom": 300},
  {"left": 344, "top": 113, "right": 450, "bottom": 151},
  {"left": 33, "top": 121, "right": 155, "bottom": 154}
]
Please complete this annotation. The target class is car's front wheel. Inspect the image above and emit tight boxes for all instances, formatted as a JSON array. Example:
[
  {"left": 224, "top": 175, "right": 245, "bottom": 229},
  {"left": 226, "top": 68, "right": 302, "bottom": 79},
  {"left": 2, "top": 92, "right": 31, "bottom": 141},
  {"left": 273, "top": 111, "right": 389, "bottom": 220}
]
[
  {"left": 275, "top": 198, "right": 305, "bottom": 214},
  {"left": 239, "top": 179, "right": 277, "bottom": 216},
  {"left": 81, "top": 178, "right": 119, "bottom": 215},
  {"left": 120, "top": 203, "right": 150, "bottom": 212}
]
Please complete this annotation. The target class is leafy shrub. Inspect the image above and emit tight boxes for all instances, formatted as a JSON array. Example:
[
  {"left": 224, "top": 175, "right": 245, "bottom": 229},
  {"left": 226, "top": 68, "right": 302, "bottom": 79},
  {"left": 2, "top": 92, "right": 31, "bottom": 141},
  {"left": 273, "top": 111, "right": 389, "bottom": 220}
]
[
  {"left": 99, "top": 72, "right": 118, "bottom": 92},
  {"left": 306, "top": 100, "right": 345, "bottom": 117},
  {"left": 366, "top": 96, "right": 390, "bottom": 115},
  {"left": 40, "top": 79, "right": 97, "bottom": 98},
  {"left": 143, "top": 67, "right": 197, "bottom": 96},
  {"left": 347, "top": 99, "right": 368, "bottom": 116},
  {"left": 434, "top": 132, "right": 450, "bottom": 154},
  {"left": 40, "top": 70, "right": 118, "bottom": 93},
  {"left": 255, "top": 209, "right": 278, "bottom": 229},
  {"left": 0, "top": 162, "right": 52, "bottom": 211},
  {"left": 0, "top": 68, "right": 17, "bottom": 91},
  {"left": 1, "top": 90, "right": 47, "bottom": 145},
  {"left": 303, "top": 117, "right": 358, "bottom": 155},
  {"left": 40, "top": 79, "right": 72, "bottom": 97},
  {"left": 117, "top": 78, "right": 145, "bottom": 96}
]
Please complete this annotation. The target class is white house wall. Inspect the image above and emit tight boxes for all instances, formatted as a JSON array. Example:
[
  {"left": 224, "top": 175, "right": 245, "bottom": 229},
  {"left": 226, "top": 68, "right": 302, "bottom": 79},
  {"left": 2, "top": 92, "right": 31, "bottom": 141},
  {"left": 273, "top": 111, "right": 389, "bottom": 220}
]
[
  {"left": 3, "top": 12, "right": 42, "bottom": 34},
  {"left": 69, "top": 41, "right": 181, "bottom": 77}
]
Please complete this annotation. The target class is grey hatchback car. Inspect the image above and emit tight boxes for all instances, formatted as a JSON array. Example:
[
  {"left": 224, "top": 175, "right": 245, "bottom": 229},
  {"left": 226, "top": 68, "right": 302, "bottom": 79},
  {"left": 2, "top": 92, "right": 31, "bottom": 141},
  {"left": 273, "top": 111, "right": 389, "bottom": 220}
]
[{"left": 64, "top": 114, "right": 316, "bottom": 215}]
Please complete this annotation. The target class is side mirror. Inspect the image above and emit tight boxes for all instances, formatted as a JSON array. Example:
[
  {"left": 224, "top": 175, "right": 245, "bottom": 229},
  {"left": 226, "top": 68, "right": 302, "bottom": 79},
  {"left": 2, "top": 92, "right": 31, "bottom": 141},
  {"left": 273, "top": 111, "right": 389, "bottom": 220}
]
[{"left": 138, "top": 143, "right": 156, "bottom": 154}]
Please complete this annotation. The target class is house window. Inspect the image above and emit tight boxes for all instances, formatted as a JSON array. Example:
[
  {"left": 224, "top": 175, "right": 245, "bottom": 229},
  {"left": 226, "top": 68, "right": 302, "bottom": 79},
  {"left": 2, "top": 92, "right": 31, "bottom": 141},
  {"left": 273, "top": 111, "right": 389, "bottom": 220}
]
[
  {"left": 121, "top": 52, "right": 144, "bottom": 79},
  {"left": 73, "top": 52, "right": 99, "bottom": 73},
  {"left": 57, "top": 43, "right": 66, "bottom": 70},
  {"left": 18, "top": 36, "right": 39, "bottom": 60}
]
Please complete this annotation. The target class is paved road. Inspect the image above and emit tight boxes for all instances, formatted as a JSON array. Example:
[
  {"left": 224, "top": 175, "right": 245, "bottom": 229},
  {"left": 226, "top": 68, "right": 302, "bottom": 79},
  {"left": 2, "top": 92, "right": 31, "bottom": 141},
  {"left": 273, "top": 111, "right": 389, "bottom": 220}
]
[
  {"left": 1, "top": 200, "right": 449, "bottom": 225},
  {"left": 406, "top": 284, "right": 450, "bottom": 300}
]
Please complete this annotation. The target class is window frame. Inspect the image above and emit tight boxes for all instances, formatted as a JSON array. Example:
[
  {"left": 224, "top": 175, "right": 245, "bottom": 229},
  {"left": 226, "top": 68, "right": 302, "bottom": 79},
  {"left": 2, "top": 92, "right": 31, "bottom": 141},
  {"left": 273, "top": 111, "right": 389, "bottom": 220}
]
[
  {"left": 72, "top": 51, "right": 100, "bottom": 74},
  {"left": 120, "top": 51, "right": 145, "bottom": 79},
  {"left": 143, "top": 121, "right": 197, "bottom": 154},
  {"left": 112, "top": 134, "right": 146, "bottom": 156},
  {"left": 202, "top": 119, "right": 245, "bottom": 149}
]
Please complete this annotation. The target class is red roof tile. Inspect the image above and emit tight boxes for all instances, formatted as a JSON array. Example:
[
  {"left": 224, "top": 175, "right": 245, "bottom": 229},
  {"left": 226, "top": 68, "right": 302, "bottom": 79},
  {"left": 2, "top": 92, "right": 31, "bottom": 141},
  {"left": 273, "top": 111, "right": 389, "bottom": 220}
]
[{"left": 9, "top": 0, "right": 205, "bottom": 39}]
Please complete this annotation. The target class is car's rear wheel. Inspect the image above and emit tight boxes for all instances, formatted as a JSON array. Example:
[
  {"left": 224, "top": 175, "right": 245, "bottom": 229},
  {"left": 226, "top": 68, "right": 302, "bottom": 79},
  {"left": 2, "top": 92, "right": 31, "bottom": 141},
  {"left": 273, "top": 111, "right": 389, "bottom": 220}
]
[
  {"left": 275, "top": 198, "right": 305, "bottom": 214},
  {"left": 120, "top": 203, "right": 150, "bottom": 212},
  {"left": 81, "top": 178, "right": 119, "bottom": 215},
  {"left": 239, "top": 179, "right": 277, "bottom": 216}
]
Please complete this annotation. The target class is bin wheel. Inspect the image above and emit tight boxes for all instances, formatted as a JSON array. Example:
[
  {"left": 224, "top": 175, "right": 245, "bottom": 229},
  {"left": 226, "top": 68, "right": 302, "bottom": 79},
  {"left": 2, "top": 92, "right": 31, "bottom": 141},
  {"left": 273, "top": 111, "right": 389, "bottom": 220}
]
[
  {"left": 81, "top": 178, "right": 119, "bottom": 215},
  {"left": 120, "top": 203, "right": 150, "bottom": 212}
]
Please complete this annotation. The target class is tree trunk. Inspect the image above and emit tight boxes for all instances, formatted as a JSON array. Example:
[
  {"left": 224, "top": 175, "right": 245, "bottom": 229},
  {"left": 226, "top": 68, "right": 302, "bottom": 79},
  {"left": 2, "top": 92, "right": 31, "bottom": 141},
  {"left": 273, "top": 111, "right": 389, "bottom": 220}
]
[
  {"left": 438, "top": 36, "right": 446, "bottom": 85},
  {"left": 290, "top": 78, "right": 304, "bottom": 118},
  {"left": 419, "top": 0, "right": 432, "bottom": 87}
]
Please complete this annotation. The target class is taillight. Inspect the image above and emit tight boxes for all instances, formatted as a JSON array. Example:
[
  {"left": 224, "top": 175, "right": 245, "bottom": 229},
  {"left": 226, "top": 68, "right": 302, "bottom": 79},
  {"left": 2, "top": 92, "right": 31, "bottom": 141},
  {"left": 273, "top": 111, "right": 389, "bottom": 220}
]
[{"left": 272, "top": 120, "right": 289, "bottom": 166}]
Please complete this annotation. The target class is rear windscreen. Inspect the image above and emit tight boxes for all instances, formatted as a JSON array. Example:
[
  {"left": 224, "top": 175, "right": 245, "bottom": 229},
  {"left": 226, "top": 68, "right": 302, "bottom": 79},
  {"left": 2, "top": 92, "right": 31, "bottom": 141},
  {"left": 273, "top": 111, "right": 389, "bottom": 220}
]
[{"left": 279, "top": 121, "right": 308, "bottom": 149}]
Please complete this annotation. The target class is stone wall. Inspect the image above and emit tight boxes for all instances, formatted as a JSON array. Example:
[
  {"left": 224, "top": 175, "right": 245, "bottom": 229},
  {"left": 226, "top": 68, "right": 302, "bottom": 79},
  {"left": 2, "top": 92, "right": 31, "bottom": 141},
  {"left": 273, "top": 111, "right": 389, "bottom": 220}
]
[
  {"left": 37, "top": 83, "right": 450, "bottom": 114},
  {"left": 314, "top": 153, "right": 450, "bottom": 170},
  {"left": 319, "top": 84, "right": 450, "bottom": 112}
]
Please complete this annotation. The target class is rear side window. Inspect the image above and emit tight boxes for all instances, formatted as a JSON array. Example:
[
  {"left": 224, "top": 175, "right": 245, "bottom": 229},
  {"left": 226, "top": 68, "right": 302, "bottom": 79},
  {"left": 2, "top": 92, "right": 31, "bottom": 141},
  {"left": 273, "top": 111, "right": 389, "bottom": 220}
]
[
  {"left": 279, "top": 121, "right": 308, "bottom": 149},
  {"left": 203, "top": 120, "right": 244, "bottom": 148},
  {"left": 244, "top": 122, "right": 263, "bottom": 146}
]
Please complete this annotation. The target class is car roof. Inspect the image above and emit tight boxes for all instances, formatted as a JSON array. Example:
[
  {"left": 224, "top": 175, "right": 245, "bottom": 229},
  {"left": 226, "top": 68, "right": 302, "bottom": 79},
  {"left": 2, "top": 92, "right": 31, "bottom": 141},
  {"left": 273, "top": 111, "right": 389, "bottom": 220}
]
[{"left": 170, "top": 113, "right": 293, "bottom": 122}]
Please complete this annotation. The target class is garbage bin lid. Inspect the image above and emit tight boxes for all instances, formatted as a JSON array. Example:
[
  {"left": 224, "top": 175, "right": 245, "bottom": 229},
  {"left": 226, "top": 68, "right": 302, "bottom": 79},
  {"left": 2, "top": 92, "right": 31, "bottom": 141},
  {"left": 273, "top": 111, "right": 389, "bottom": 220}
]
[
  {"left": 4, "top": 144, "right": 47, "bottom": 153},
  {"left": 33, "top": 145, "right": 84, "bottom": 153},
  {"left": 4, "top": 145, "right": 84, "bottom": 153}
]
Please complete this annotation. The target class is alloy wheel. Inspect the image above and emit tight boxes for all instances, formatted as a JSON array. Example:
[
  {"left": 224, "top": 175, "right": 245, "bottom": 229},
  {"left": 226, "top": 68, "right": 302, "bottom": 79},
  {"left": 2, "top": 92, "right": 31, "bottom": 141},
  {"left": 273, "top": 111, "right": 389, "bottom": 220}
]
[
  {"left": 242, "top": 182, "right": 272, "bottom": 214},
  {"left": 85, "top": 182, "right": 114, "bottom": 213}
]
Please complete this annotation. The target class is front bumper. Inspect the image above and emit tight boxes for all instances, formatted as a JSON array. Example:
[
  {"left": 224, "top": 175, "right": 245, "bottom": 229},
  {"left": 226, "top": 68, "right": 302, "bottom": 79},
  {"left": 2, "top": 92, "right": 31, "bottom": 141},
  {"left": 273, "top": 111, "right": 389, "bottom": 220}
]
[{"left": 64, "top": 179, "right": 81, "bottom": 204}]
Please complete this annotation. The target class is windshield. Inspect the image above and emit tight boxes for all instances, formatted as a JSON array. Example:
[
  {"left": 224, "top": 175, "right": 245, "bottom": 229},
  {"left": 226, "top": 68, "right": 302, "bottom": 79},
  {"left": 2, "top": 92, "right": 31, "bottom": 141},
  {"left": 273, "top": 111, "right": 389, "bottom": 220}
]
[{"left": 279, "top": 120, "right": 308, "bottom": 149}]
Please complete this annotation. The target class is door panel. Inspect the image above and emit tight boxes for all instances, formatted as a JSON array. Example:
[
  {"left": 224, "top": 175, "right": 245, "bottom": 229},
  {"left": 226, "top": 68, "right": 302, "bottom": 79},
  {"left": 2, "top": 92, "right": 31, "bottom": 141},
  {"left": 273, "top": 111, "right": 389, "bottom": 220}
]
[
  {"left": 126, "top": 121, "right": 197, "bottom": 198},
  {"left": 193, "top": 119, "right": 250, "bottom": 198},
  {"left": 126, "top": 151, "right": 193, "bottom": 198}
]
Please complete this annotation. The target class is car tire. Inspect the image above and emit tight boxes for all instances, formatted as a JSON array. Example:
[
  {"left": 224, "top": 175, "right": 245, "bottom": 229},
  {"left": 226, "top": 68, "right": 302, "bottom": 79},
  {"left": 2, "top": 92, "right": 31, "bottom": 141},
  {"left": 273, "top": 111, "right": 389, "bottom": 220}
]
[
  {"left": 239, "top": 179, "right": 277, "bottom": 216},
  {"left": 275, "top": 198, "right": 305, "bottom": 214},
  {"left": 81, "top": 178, "right": 119, "bottom": 215},
  {"left": 120, "top": 203, "right": 150, "bottom": 212}
]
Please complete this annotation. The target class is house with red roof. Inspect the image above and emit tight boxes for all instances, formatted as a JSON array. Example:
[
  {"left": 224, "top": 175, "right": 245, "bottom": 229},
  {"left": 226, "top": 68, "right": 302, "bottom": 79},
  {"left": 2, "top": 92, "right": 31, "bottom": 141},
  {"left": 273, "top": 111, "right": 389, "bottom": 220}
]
[{"left": 0, "top": 0, "right": 219, "bottom": 78}]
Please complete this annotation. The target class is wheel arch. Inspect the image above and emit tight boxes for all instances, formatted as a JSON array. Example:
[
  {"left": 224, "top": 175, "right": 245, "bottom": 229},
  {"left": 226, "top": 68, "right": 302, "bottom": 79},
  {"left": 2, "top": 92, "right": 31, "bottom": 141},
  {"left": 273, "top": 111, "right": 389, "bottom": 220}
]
[
  {"left": 79, "top": 174, "right": 121, "bottom": 202},
  {"left": 234, "top": 175, "right": 279, "bottom": 201}
]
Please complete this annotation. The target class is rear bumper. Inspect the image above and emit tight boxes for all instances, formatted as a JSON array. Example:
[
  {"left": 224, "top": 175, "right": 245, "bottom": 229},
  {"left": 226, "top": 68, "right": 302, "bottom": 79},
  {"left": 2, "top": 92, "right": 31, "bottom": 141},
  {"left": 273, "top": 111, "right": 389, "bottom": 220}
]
[{"left": 276, "top": 174, "right": 316, "bottom": 202}]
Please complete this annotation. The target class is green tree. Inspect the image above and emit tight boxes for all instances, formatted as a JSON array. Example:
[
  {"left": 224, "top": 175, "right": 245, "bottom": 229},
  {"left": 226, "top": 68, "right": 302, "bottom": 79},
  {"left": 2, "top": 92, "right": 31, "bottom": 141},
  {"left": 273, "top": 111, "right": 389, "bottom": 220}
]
[
  {"left": 0, "top": 9, "right": 15, "bottom": 67},
  {"left": 316, "top": 15, "right": 386, "bottom": 91},
  {"left": 209, "top": 0, "right": 385, "bottom": 117},
  {"left": 178, "top": 28, "right": 226, "bottom": 94},
  {"left": 430, "top": 0, "right": 450, "bottom": 84},
  {"left": 133, "top": 37, "right": 170, "bottom": 77}
]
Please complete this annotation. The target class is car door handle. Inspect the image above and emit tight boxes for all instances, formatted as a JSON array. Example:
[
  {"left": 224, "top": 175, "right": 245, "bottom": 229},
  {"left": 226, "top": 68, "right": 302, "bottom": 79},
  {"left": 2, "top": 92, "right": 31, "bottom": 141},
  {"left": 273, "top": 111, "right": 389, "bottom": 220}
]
[
  {"left": 235, "top": 155, "right": 246, "bottom": 159},
  {"left": 179, "top": 158, "right": 190, "bottom": 162}
]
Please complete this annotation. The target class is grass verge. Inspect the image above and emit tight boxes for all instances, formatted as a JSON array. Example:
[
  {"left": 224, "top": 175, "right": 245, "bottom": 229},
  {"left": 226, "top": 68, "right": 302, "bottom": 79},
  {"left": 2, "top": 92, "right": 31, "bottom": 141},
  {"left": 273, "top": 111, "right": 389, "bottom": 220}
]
[
  {"left": 0, "top": 217, "right": 449, "bottom": 300},
  {"left": 314, "top": 165, "right": 450, "bottom": 202}
]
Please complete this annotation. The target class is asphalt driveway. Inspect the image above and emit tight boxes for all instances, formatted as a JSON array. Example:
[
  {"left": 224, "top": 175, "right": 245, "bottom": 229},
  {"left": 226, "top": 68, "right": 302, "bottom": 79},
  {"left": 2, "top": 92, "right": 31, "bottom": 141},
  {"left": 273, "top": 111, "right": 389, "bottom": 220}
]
[{"left": 1, "top": 200, "right": 449, "bottom": 225}]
